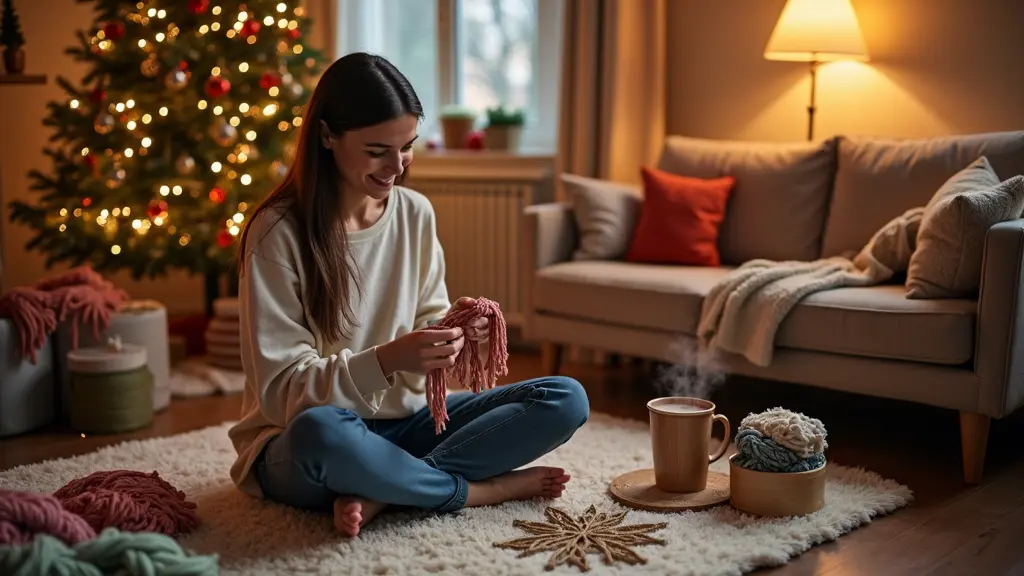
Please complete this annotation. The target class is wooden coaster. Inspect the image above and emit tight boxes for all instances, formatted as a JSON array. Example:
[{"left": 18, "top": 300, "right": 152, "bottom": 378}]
[{"left": 608, "top": 468, "right": 730, "bottom": 512}]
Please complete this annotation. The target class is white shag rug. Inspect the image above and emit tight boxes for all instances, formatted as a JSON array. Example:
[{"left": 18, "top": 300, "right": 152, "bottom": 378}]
[{"left": 0, "top": 413, "right": 913, "bottom": 575}]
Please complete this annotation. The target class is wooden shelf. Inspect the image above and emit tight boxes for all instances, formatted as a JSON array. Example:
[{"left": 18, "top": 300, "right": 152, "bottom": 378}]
[{"left": 0, "top": 74, "right": 47, "bottom": 85}]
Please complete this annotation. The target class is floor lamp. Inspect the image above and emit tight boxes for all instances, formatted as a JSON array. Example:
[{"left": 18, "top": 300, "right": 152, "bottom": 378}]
[{"left": 764, "top": 0, "right": 869, "bottom": 141}]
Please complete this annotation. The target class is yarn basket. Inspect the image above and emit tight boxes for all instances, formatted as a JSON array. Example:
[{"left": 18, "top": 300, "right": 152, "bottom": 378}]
[
  {"left": 728, "top": 407, "right": 829, "bottom": 517},
  {"left": 732, "top": 407, "right": 828, "bottom": 472}
]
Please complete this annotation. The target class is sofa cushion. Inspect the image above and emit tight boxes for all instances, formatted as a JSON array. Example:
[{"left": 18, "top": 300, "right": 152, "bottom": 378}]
[
  {"left": 624, "top": 167, "right": 735, "bottom": 267},
  {"left": 533, "top": 261, "right": 732, "bottom": 333},
  {"left": 906, "top": 163, "right": 1024, "bottom": 299},
  {"left": 561, "top": 173, "right": 642, "bottom": 261},
  {"left": 534, "top": 262, "right": 975, "bottom": 364},
  {"left": 775, "top": 285, "right": 977, "bottom": 365},
  {"left": 821, "top": 130, "right": 1024, "bottom": 258},
  {"left": 656, "top": 135, "right": 838, "bottom": 265}
]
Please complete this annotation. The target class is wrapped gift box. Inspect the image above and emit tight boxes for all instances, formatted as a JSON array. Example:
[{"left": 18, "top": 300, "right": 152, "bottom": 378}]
[{"left": 0, "top": 319, "right": 56, "bottom": 437}]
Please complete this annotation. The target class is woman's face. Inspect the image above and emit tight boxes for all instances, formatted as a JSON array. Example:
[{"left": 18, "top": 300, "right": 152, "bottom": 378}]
[{"left": 321, "top": 114, "right": 419, "bottom": 201}]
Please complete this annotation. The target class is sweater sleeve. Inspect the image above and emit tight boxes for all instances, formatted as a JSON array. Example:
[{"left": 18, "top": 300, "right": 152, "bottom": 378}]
[
  {"left": 414, "top": 206, "right": 452, "bottom": 329},
  {"left": 239, "top": 249, "right": 393, "bottom": 426}
]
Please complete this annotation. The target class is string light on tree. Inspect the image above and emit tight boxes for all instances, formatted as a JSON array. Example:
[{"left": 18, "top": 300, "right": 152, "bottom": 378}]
[{"left": 10, "top": 0, "right": 324, "bottom": 310}]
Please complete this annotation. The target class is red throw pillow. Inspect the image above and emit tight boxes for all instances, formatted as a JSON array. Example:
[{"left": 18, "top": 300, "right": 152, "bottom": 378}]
[{"left": 624, "top": 167, "right": 735, "bottom": 266}]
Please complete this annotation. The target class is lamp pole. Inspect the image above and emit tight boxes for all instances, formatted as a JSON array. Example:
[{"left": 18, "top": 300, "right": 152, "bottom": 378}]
[{"left": 807, "top": 58, "right": 819, "bottom": 141}]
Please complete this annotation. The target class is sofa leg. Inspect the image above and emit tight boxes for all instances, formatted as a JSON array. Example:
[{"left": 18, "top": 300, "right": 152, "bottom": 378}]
[
  {"left": 541, "top": 342, "right": 564, "bottom": 375},
  {"left": 959, "top": 411, "right": 991, "bottom": 485}
]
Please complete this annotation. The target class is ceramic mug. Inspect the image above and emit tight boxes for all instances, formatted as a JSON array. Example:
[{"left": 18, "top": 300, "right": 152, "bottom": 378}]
[{"left": 647, "top": 396, "right": 731, "bottom": 493}]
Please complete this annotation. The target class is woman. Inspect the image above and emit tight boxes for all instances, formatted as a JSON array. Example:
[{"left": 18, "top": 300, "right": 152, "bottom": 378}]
[{"left": 228, "top": 52, "right": 590, "bottom": 538}]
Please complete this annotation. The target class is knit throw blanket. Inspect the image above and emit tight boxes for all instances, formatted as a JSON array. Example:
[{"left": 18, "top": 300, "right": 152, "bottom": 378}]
[
  {"left": 424, "top": 298, "right": 509, "bottom": 434},
  {"left": 697, "top": 207, "right": 924, "bottom": 367},
  {"left": 0, "top": 266, "right": 128, "bottom": 363}
]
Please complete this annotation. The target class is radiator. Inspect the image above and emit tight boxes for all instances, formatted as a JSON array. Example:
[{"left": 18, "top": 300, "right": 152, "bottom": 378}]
[{"left": 409, "top": 180, "right": 535, "bottom": 328}]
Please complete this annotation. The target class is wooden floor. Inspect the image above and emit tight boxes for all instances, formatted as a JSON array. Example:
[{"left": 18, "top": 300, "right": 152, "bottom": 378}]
[{"left": 3, "top": 349, "right": 1024, "bottom": 575}]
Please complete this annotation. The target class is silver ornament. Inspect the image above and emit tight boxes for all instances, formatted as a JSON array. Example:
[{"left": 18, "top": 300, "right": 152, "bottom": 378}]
[
  {"left": 210, "top": 120, "right": 237, "bottom": 146},
  {"left": 176, "top": 154, "right": 196, "bottom": 175},
  {"left": 165, "top": 69, "right": 189, "bottom": 91},
  {"left": 94, "top": 112, "right": 116, "bottom": 134},
  {"left": 269, "top": 159, "right": 288, "bottom": 181},
  {"left": 105, "top": 166, "right": 126, "bottom": 188}
]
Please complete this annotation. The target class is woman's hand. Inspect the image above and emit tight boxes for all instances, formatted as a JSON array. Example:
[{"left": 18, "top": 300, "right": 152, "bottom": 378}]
[
  {"left": 375, "top": 327, "right": 464, "bottom": 377},
  {"left": 453, "top": 297, "right": 489, "bottom": 343}
]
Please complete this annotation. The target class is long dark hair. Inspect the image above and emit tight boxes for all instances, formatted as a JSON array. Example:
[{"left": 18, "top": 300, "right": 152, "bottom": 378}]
[{"left": 238, "top": 52, "right": 424, "bottom": 341}]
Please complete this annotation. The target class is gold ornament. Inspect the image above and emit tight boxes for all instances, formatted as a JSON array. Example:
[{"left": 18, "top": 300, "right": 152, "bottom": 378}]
[
  {"left": 493, "top": 505, "right": 668, "bottom": 572},
  {"left": 94, "top": 112, "right": 116, "bottom": 134},
  {"left": 141, "top": 55, "right": 161, "bottom": 78}
]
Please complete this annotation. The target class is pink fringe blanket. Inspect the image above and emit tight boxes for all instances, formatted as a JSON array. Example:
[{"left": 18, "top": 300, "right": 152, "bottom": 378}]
[
  {"left": 424, "top": 297, "right": 509, "bottom": 434},
  {"left": 0, "top": 265, "right": 127, "bottom": 363}
]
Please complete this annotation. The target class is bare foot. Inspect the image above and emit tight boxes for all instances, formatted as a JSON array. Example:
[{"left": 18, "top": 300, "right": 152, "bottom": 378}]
[
  {"left": 465, "top": 466, "right": 571, "bottom": 508},
  {"left": 332, "top": 497, "right": 386, "bottom": 537}
]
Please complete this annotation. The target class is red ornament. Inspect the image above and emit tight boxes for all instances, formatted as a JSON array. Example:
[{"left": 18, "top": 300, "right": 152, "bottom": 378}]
[
  {"left": 217, "top": 229, "right": 234, "bottom": 248},
  {"left": 147, "top": 200, "right": 168, "bottom": 218},
  {"left": 240, "top": 19, "right": 260, "bottom": 37},
  {"left": 286, "top": 28, "right": 300, "bottom": 41},
  {"left": 208, "top": 187, "right": 226, "bottom": 203},
  {"left": 188, "top": 0, "right": 209, "bottom": 14},
  {"left": 90, "top": 87, "right": 105, "bottom": 103},
  {"left": 258, "top": 72, "right": 281, "bottom": 90},
  {"left": 102, "top": 22, "right": 125, "bottom": 41},
  {"left": 178, "top": 60, "right": 189, "bottom": 71},
  {"left": 82, "top": 197, "right": 92, "bottom": 207},
  {"left": 204, "top": 76, "right": 231, "bottom": 98},
  {"left": 467, "top": 131, "right": 485, "bottom": 150},
  {"left": 83, "top": 154, "right": 97, "bottom": 169}
]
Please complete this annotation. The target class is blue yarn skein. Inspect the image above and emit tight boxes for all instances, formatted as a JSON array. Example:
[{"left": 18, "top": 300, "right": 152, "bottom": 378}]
[
  {"left": 0, "top": 527, "right": 220, "bottom": 576},
  {"left": 733, "top": 428, "right": 826, "bottom": 473}
]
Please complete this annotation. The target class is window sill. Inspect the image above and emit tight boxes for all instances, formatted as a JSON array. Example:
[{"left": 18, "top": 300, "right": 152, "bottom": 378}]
[{"left": 409, "top": 148, "right": 557, "bottom": 181}]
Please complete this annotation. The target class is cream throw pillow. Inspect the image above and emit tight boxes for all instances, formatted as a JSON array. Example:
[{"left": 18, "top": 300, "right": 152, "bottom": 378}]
[
  {"left": 562, "top": 173, "right": 642, "bottom": 260},
  {"left": 906, "top": 156, "right": 1024, "bottom": 299}
]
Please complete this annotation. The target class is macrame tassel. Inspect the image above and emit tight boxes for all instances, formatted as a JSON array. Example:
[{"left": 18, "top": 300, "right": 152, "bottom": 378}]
[{"left": 423, "top": 298, "right": 509, "bottom": 434}]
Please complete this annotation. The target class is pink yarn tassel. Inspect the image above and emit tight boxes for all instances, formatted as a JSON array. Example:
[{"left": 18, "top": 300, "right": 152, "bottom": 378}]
[
  {"left": 0, "top": 489, "right": 97, "bottom": 546},
  {"left": 423, "top": 297, "right": 509, "bottom": 434},
  {"left": 0, "top": 264, "right": 128, "bottom": 362}
]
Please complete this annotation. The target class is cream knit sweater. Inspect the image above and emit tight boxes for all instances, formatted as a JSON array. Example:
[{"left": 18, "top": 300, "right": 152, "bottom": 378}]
[{"left": 227, "top": 186, "right": 451, "bottom": 497}]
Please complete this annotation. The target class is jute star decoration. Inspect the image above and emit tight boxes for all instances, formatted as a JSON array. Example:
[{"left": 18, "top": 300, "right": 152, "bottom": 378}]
[{"left": 493, "top": 505, "right": 668, "bottom": 572}]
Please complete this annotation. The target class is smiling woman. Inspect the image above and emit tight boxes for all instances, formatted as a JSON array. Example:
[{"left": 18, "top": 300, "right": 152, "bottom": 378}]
[{"left": 228, "top": 51, "right": 589, "bottom": 539}]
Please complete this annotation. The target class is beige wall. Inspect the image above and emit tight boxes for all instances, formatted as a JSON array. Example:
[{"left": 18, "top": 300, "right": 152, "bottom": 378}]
[
  {"left": 0, "top": 1, "right": 332, "bottom": 314},
  {"left": 667, "top": 0, "right": 1024, "bottom": 142}
]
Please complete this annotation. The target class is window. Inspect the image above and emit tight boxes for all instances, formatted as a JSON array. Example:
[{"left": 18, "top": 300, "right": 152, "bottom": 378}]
[{"left": 335, "top": 0, "right": 563, "bottom": 152}]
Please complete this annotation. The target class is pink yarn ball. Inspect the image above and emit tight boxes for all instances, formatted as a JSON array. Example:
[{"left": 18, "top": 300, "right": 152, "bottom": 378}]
[
  {"left": 53, "top": 470, "right": 199, "bottom": 537},
  {"left": 0, "top": 488, "right": 97, "bottom": 545}
]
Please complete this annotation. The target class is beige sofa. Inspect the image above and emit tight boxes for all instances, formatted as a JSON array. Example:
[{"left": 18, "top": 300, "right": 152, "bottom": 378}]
[{"left": 522, "top": 130, "right": 1024, "bottom": 485}]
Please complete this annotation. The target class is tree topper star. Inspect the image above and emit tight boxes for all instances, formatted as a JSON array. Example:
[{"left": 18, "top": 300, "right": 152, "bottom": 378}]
[{"left": 493, "top": 505, "right": 668, "bottom": 572}]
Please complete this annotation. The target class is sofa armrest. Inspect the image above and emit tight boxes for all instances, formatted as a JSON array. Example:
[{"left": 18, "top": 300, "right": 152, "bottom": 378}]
[
  {"left": 520, "top": 203, "right": 577, "bottom": 339},
  {"left": 975, "top": 218, "right": 1024, "bottom": 417}
]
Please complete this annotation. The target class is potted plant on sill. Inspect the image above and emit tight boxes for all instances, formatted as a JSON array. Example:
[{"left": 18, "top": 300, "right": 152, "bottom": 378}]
[
  {"left": 438, "top": 104, "right": 477, "bottom": 150},
  {"left": 1, "top": 0, "right": 26, "bottom": 75},
  {"left": 483, "top": 106, "right": 524, "bottom": 152}
]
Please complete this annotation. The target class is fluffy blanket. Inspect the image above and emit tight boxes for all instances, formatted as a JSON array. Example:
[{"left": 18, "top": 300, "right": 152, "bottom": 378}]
[{"left": 697, "top": 207, "right": 924, "bottom": 366}]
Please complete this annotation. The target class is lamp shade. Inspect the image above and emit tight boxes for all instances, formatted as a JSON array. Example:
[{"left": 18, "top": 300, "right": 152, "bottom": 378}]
[{"left": 764, "top": 0, "right": 869, "bottom": 62}]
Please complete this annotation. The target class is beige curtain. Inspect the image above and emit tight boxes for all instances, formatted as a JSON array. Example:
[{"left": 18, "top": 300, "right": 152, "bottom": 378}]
[
  {"left": 557, "top": 0, "right": 667, "bottom": 189},
  {"left": 557, "top": 0, "right": 666, "bottom": 365}
]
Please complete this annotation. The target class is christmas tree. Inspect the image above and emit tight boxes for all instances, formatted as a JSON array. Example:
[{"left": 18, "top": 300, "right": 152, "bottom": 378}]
[{"left": 8, "top": 0, "right": 324, "bottom": 310}]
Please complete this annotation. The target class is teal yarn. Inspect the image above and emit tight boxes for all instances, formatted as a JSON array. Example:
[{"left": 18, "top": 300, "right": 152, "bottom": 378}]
[
  {"left": 733, "top": 428, "right": 826, "bottom": 473},
  {"left": 0, "top": 527, "right": 219, "bottom": 576}
]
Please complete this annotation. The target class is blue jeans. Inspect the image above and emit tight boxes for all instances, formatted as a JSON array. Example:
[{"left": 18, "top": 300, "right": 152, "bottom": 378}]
[{"left": 255, "top": 376, "right": 589, "bottom": 513}]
